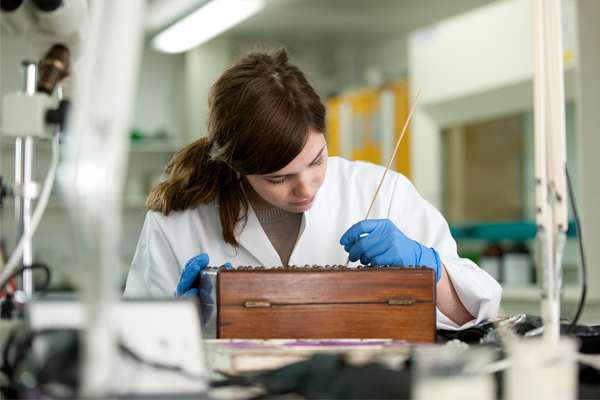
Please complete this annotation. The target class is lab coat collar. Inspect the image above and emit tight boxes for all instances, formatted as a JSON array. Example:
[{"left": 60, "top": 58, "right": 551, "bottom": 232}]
[
  {"left": 212, "top": 191, "right": 279, "bottom": 266},
  {"left": 236, "top": 204, "right": 282, "bottom": 268}
]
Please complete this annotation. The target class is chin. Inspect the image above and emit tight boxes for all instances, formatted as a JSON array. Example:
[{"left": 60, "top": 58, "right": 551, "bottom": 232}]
[
  {"left": 298, "top": 205, "right": 314, "bottom": 212},
  {"left": 289, "top": 202, "right": 315, "bottom": 213}
]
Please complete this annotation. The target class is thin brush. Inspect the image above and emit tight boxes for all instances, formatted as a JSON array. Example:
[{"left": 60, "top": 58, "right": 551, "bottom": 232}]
[{"left": 343, "top": 91, "right": 421, "bottom": 267}]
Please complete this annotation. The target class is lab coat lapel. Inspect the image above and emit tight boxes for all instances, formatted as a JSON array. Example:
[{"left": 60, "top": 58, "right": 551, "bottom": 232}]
[
  {"left": 237, "top": 206, "right": 282, "bottom": 267},
  {"left": 289, "top": 205, "right": 321, "bottom": 265},
  {"left": 290, "top": 196, "right": 350, "bottom": 266}
]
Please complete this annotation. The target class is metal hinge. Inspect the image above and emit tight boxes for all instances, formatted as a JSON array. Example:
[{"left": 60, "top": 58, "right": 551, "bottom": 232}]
[
  {"left": 244, "top": 301, "right": 271, "bottom": 308},
  {"left": 387, "top": 299, "right": 415, "bottom": 305}
]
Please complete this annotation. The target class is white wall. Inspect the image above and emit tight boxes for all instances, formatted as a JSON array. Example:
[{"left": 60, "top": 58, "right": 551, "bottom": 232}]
[
  {"left": 231, "top": 37, "right": 371, "bottom": 99},
  {"left": 132, "top": 42, "right": 185, "bottom": 141},
  {"left": 408, "top": 0, "right": 576, "bottom": 206},
  {"left": 410, "top": 0, "right": 534, "bottom": 106},
  {"left": 408, "top": 0, "right": 599, "bottom": 324},
  {"left": 364, "top": 35, "right": 409, "bottom": 86},
  {"left": 408, "top": 0, "right": 537, "bottom": 208},
  {"left": 0, "top": 32, "right": 37, "bottom": 116},
  {"left": 184, "top": 34, "right": 232, "bottom": 144}
]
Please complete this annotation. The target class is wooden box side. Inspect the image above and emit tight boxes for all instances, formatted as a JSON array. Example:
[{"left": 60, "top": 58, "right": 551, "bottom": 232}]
[
  {"left": 217, "top": 269, "right": 435, "bottom": 305},
  {"left": 218, "top": 303, "right": 436, "bottom": 343}
]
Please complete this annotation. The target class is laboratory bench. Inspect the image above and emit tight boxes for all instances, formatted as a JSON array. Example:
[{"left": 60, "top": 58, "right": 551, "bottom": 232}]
[{"left": 1, "top": 309, "right": 599, "bottom": 399}]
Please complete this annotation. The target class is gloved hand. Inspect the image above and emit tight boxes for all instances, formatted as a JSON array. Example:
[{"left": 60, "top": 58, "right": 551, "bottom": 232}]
[
  {"left": 174, "top": 253, "right": 232, "bottom": 300},
  {"left": 340, "top": 219, "right": 442, "bottom": 282}
]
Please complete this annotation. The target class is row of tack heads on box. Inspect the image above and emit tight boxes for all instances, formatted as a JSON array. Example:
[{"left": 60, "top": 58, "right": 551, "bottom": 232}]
[{"left": 203, "top": 264, "right": 430, "bottom": 271}]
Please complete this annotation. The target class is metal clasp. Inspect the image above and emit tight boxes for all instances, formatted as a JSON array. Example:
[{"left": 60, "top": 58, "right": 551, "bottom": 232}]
[
  {"left": 244, "top": 301, "right": 271, "bottom": 308},
  {"left": 387, "top": 299, "right": 415, "bottom": 305}
]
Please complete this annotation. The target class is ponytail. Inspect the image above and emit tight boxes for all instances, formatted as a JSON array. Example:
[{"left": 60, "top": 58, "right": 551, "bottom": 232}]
[{"left": 146, "top": 138, "right": 249, "bottom": 247}]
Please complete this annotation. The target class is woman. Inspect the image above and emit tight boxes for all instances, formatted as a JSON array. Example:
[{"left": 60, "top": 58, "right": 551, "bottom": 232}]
[{"left": 123, "top": 48, "right": 501, "bottom": 330}]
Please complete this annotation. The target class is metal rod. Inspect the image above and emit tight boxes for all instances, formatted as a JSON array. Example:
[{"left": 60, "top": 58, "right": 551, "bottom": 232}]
[
  {"left": 14, "top": 62, "right": 37, "bottom": 242},
  {"left": 22, "top": 137, "right": 35, "bottom": 298},
  {"left": 17, "top": 61, "right": 37, "bottom": 300},
  {"left": 14, "top": 138, "right": 23, "bottom": 242},
  {"left": 19, "top": 61, "right": 37, "bottom": 95},
  {"left": 533, "top": 0, "right": 567, "bottom": 344}
]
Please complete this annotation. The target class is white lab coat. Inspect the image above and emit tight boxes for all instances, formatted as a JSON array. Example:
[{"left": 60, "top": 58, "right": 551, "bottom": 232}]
[{"left": 124, "top": 157, "right": 502, "bottom": 330}]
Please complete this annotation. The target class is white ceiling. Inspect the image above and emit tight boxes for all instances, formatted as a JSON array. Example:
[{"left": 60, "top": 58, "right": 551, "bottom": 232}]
[{"left": 145, "top": 0, "right": 500, "bottom": 46}]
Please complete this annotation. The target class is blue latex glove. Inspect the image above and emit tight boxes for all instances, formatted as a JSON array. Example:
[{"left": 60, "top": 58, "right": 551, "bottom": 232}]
[
  {"left": 340, "top": 219, "right": 442, "bottom": 283},
  {"left": 174, "top": 253, "right": 232, "bottom": 300}
]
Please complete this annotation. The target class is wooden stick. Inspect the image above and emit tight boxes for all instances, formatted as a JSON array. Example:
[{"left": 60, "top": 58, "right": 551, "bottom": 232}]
[{"left": 344, "top": 91, "right": 421, "bottom": 267}]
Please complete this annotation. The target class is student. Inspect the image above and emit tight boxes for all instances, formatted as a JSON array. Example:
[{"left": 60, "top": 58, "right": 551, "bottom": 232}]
[{"left": 123, "top": 48, "right": 501, "bottom": 330}]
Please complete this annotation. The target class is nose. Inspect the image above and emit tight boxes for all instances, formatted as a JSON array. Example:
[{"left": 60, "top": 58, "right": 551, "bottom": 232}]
[{"left": 294, "top": 175, "right": 313, "bottom": 199}]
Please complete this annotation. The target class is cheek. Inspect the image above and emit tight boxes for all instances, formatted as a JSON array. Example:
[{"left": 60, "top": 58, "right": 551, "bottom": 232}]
[
  {"left": 259, "top": 183, "right": 288, "bottom": 201},
  {"left": 315, "top": 165, "right": 327, "bottom": 185}
]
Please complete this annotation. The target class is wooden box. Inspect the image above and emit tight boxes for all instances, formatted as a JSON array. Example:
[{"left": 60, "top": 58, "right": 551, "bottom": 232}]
[{"left": 200, "top": 267, "right": 436, "bottom": 343}]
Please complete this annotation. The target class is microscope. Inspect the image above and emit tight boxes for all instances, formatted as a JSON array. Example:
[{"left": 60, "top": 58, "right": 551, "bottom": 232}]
[
  {"left": 1, "top": 0, "right": 87, "bottom": 305},
  {"left": 1, "top": 1, "right": 209, "bottom": 398}
]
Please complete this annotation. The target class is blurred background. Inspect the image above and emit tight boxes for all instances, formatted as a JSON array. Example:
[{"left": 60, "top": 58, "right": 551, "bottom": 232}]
[{"left": 1, "top": 0, "right": 598, "bottom": 324}]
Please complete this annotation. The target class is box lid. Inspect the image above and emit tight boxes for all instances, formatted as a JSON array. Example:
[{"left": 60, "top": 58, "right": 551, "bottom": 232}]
[{"left": 217, "top": 268, "right": 435, "bottom": 305}]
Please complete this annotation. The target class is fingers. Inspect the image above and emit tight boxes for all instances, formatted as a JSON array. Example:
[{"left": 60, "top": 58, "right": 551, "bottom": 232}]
[
  {"left": 177, "top": 265, "right": 201, "bottom": 293},
  {"left": 184, "top": 253, "right": 210, "bottom": 269},
  {"left": 201, "top": 303, "right": 213, "bottom": 326},
  {"left": 199, "top": 288, "right": 215, "bottom": 304},
  {"left": 346, "top": 225, "right": 385, "bottom": 262},
  {"left": 200, "top": 270, "right": 214, "bottom": 293},
  {"left": 370, "top": 252, "right": 404, "bottom": 267},
  {"left": 177, "top": 253, "right": 210, "bottom": 294},
  {"left": 342, "top": 219, "right": 414, "bottom": 266},
  {"left": 180, "top": 288, "right": 198, "bottom": 299},
  {"left": 343, "top": 220, "right": 387, "bottom": 261},
  {"left": 339, "top": 219, "right": 380, "bottom": 246},
  {"left": 368, "top": 232, "right": 420, "bottom": 267},
  {"left": 355, "top": 234, "right": 395, "bottom": 265},
  {"left": 176, "top": 267, "right": 199, "bottom": 294}
]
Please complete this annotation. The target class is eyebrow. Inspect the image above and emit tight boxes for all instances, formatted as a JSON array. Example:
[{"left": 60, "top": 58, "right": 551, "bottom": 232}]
[{"left": 264, "top": 145, "right": 326, "bottom": 179}]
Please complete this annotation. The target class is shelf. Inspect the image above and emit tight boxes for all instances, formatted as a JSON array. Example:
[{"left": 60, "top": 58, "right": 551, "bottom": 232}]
[
  {"left": 1, "top": 137, "right": 54, "bottom": 150},
  {"left": 1, "top": 196, "right": 147, "bottom": 210},
  {"left": 129, "top": 140, "right": 180, "bottom": 154},
  {"left": 1, "top": 137, "right": 180, "bottom": 154},
  {"left": 450, "top": 220, "right": 577, "bottom": 242}
]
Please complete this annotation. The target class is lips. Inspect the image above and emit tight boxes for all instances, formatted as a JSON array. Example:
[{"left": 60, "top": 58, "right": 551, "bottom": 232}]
[{"left": 291, "top": 195, "right": 315, "bottom": 207}]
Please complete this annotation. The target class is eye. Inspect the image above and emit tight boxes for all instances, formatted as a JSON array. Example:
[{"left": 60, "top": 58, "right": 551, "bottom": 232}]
[
  {"left": 309, "top": 155, "right": 325, "bottom": 167},
  {"left": 267, "top": 177, "right": 286, "bottom": 186}
]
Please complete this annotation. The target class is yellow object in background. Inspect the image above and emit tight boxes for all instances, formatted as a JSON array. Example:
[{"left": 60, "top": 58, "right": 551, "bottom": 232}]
[{"left": 325, "top": 79, "right": 410, "bottom": 178}]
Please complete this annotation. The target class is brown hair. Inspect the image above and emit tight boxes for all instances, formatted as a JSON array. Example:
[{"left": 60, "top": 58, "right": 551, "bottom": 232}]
[{"left": 146, "top": 48, "right": 327, "bottom": 247}]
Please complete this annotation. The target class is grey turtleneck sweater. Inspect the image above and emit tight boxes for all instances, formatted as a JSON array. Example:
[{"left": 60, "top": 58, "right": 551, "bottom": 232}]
[{"left": 254, "top": 207, "right": 303, "bottom": 267}]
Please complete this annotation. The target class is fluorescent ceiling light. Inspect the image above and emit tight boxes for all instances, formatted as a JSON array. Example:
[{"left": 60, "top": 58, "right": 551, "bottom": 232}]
[{"left": 152, "top": 0, "right": 265, "bottom": 53}]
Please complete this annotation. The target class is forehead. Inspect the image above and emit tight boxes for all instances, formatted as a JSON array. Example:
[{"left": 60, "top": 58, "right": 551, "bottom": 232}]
[{"left": 266, "top": 131, "right": 325, "bottom": 176}]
